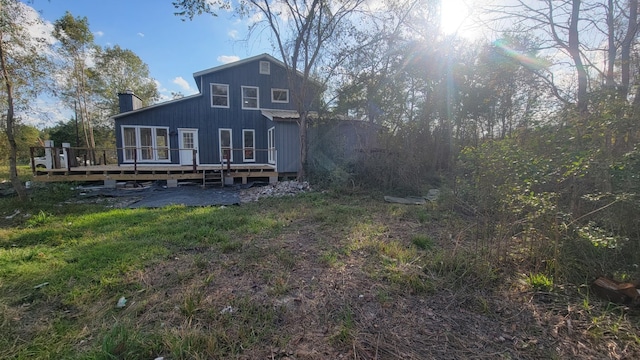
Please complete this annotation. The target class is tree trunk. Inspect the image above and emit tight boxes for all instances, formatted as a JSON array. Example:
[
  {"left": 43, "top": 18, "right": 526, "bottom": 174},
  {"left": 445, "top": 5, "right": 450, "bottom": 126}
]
[
  {"left": 620, "top": 0, "right": 638, "bottom": 98},
  {"left": 569, "top": 0, "right": 588, "bottom": 114},
  {"left": 298, "top": 114, "right": 307, "bottom": 181},
  {"left": 0, "top": 29, "right": 27, "bottom": 201},
  {"left": 606, "top": 0, "right": 616, "bottom": 88}
]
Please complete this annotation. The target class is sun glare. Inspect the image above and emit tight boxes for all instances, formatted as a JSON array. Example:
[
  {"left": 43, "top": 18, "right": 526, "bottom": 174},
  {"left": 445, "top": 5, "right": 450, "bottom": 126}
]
[{"left": 441, "top": 0, "right": 475, "bottom": 38}]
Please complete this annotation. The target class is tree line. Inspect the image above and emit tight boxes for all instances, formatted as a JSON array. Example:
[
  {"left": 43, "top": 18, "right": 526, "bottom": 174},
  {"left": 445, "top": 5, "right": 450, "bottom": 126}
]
[{"left": 1, "top": 0, "right": 158, "bottom": 200}]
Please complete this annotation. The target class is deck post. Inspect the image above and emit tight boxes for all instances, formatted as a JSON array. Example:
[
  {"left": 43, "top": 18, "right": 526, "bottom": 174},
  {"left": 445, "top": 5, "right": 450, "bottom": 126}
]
[
  {"left": 44, "top": 140, "right": 54, "bottom": 169},
  {"left": 62, "top": 143, "right": 71, "bottom": 171}
]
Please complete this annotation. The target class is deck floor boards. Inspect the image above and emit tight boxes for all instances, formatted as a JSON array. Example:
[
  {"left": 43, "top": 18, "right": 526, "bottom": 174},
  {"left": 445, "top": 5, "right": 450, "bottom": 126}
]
[{"left": 33, "top": 164, "right": 278, "bottom": 182}]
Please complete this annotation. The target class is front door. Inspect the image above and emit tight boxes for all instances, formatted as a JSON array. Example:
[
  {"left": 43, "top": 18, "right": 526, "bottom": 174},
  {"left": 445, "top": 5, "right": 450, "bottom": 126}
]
[{"left": 178, "top": 128, "right": 199, "bottom": 165}]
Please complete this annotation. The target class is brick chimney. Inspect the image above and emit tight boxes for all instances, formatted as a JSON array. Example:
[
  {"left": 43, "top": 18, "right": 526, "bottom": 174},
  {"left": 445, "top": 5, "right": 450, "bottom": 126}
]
[{"left": 117, "top": 90, "right": 143, "bottom": 113}]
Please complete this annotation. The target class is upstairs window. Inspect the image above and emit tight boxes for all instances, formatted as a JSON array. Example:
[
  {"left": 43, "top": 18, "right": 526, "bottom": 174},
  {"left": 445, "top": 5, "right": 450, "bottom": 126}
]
[
  {"left": 271, "top": 88, "right": 289, "bottom": 103},
  {"left": 259, "top": 61, "right": 270, "bottom": 74},
  {"left": 242, "top": 86, "right": 259, "bottom": 109},
  {"left": 211, "top": 83, "right": 229, "bottom": 108}
]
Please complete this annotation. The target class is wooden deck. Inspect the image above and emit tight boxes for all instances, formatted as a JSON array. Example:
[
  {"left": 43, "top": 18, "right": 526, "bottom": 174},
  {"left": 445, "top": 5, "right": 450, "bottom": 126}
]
[{"left": 32, "top": 164, "right": 278, "bottom": 184}]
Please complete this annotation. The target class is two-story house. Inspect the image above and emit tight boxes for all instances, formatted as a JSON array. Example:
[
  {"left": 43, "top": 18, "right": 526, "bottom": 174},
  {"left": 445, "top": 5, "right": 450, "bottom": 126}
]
[{"left": 113, "top": 53, "right": 321, "bottom": 180}]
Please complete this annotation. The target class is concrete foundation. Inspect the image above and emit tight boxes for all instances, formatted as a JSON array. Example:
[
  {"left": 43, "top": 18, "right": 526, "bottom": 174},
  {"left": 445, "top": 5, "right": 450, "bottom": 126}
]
[
  {"left": 166, "top": 179, "right": 178, "bottom": 188},
  {"left": 104, "top": 179, "right": 117, "bottom": 189},
  {"left": 269, "top": 176, "right": 278, "bottom": 184}
]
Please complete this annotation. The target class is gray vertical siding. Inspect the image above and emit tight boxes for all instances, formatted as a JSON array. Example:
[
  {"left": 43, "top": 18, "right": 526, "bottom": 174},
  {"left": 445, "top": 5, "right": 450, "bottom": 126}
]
[
  {"left": 113, "top": 55, "right": 315, "bottom": 168},
  {"left": 275, "top": 121, "right": 300, "bottom": 173}
]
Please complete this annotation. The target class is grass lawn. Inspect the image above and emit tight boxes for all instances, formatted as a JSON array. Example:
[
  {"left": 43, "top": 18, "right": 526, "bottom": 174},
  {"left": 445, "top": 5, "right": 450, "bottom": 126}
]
[{"left": 0, "top": 181, "right": 639, "bottom": 359}]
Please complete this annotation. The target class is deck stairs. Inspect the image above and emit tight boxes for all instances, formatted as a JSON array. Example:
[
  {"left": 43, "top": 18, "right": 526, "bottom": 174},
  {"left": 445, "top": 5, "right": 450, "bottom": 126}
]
[{"left": 202, "top": 169, "right": 223, "bottom": 187}]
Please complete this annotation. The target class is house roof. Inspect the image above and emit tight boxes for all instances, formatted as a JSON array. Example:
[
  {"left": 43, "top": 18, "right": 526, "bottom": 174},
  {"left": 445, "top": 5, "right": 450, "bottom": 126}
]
[
  {"left": 112, "top": 93, "right": 202, "bottom": 119},
  {"left": 193, "top": 53, "right": 281, "bottom": 77},
  {"left": 112, "top": 54, "right": 323, "bottom": 119},
  {"left": 260, "top": 109, "right": 321, "bottom": 122},
  {"left": 192, "top": 53, "right": 323, "bottom": 88},
  {"left": 261, "top": 109, "right": 300, "bottom": 121}
]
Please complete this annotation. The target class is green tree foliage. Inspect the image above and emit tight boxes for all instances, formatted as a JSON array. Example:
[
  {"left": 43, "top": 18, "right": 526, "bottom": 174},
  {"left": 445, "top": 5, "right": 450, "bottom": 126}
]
[
  {"left": 53, "top": 11, "right": 97, "bottom": 154},
  {"left": 0, "top": 124, "right": 41, "bottom": 163},
  {"left": 44, "top": 119, "right": 79, "bottom": 148},
  {"left": 52, "top": 13, "right": 157, "bottom": 151},
  {"left": 90, "top": 45, "right": 159, "bottom": 119}
]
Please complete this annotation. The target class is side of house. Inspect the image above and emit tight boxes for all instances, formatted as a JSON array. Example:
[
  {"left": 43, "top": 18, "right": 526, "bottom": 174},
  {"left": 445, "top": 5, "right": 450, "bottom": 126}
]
[{"left": 112, "top": 53, "right": 319, "bottom": 175}]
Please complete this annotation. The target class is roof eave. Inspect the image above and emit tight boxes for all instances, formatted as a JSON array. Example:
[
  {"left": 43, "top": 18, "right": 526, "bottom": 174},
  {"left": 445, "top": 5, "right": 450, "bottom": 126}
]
[{"left": 112, "top": 93, "right": 202, "bottom": 120}]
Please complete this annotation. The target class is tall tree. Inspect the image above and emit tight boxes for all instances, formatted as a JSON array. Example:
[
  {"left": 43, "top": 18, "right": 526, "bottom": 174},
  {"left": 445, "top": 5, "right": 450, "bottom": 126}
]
[
  {"left": 0, "top": 0, "right": 52, "bottom": 200},
  {"left": 90, "top": 45, "right": 159, "bottom": 119},
  {"left": 53, "top": 12, "right": 97, "bottom": 158}
]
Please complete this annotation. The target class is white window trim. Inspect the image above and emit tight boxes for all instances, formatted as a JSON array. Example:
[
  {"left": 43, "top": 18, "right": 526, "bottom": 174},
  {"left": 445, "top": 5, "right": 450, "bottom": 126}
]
[
  {"left": 241, "top": 86, "right": 259, "bottom": 110},
  {"left": 242, "top": 129, "right": 256, "bottom": 162},
  {"left": 121, "top": 126, "right": 171, "bottom": 163},
  {"left": 271, "top": 88, "right": 289, "bottom": 103},
  {"left": 267, "top": 127, "right": 276, "bottom": 165},
  {"left": 259, "top": 61, "right": 270, "bottom": 75},
  {"left": 219, "top": 128, "right": 233, "bottom": 163},
  {"left": 211, "top": 83, "right": 229, "bottom": 108}
]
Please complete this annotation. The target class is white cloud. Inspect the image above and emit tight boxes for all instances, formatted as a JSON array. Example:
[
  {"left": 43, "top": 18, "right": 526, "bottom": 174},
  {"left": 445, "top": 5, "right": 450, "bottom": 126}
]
[
  {"left": 228, "top": 29, "right": 239, "bottom": 39},
  {"left": 154, "top": 80, "right": 173, "bottom": 103},
  {"left": 21, "top": 97, "right": 73, "bottom": 129},
  {"left": 217, "top": 55, "right": 240, "bottom": 64},
  {"left": 19, "top": 3, "right": 57, "bottom": 49},
  {"left": 137, "top": 32, "right": 145, "bottom": 37},
  {"left": 248, "top": 11, "right": 263, "bottom": 25},
  {"left": 94, "top": 31, "right": 104, "bottom": 37},
  {"left": 173, "top": 77, "right": 193, "bottom": 92}
]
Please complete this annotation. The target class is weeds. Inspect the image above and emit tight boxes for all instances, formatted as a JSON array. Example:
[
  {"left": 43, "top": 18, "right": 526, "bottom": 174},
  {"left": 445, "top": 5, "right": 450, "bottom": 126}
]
[
  {"left": 320, "top": 250, "right": 339, "bottom": 267},
  {"left": 527, "top": 273, "right": 554, "bottom": 291},
  {"left": 330, "top": 304, "right": 356, "bottom": 346},
  {"left": 412, "top": 234, "right": 434, "bottom": 250}
]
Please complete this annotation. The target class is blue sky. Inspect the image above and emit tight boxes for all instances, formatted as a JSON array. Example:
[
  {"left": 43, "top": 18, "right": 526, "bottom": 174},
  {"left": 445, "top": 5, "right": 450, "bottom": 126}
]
[
  {"left": 26, "top": 0, "right": 269, "bottom": 107},
  {"left": 20, "top": 0, "right": 475, "bottom": 127}
]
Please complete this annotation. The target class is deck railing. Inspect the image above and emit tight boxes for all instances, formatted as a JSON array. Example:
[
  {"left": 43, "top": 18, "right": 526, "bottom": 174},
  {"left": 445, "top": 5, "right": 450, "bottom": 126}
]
[{"left": 30, "top": 146, "right": 277, "bottom": 173}]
